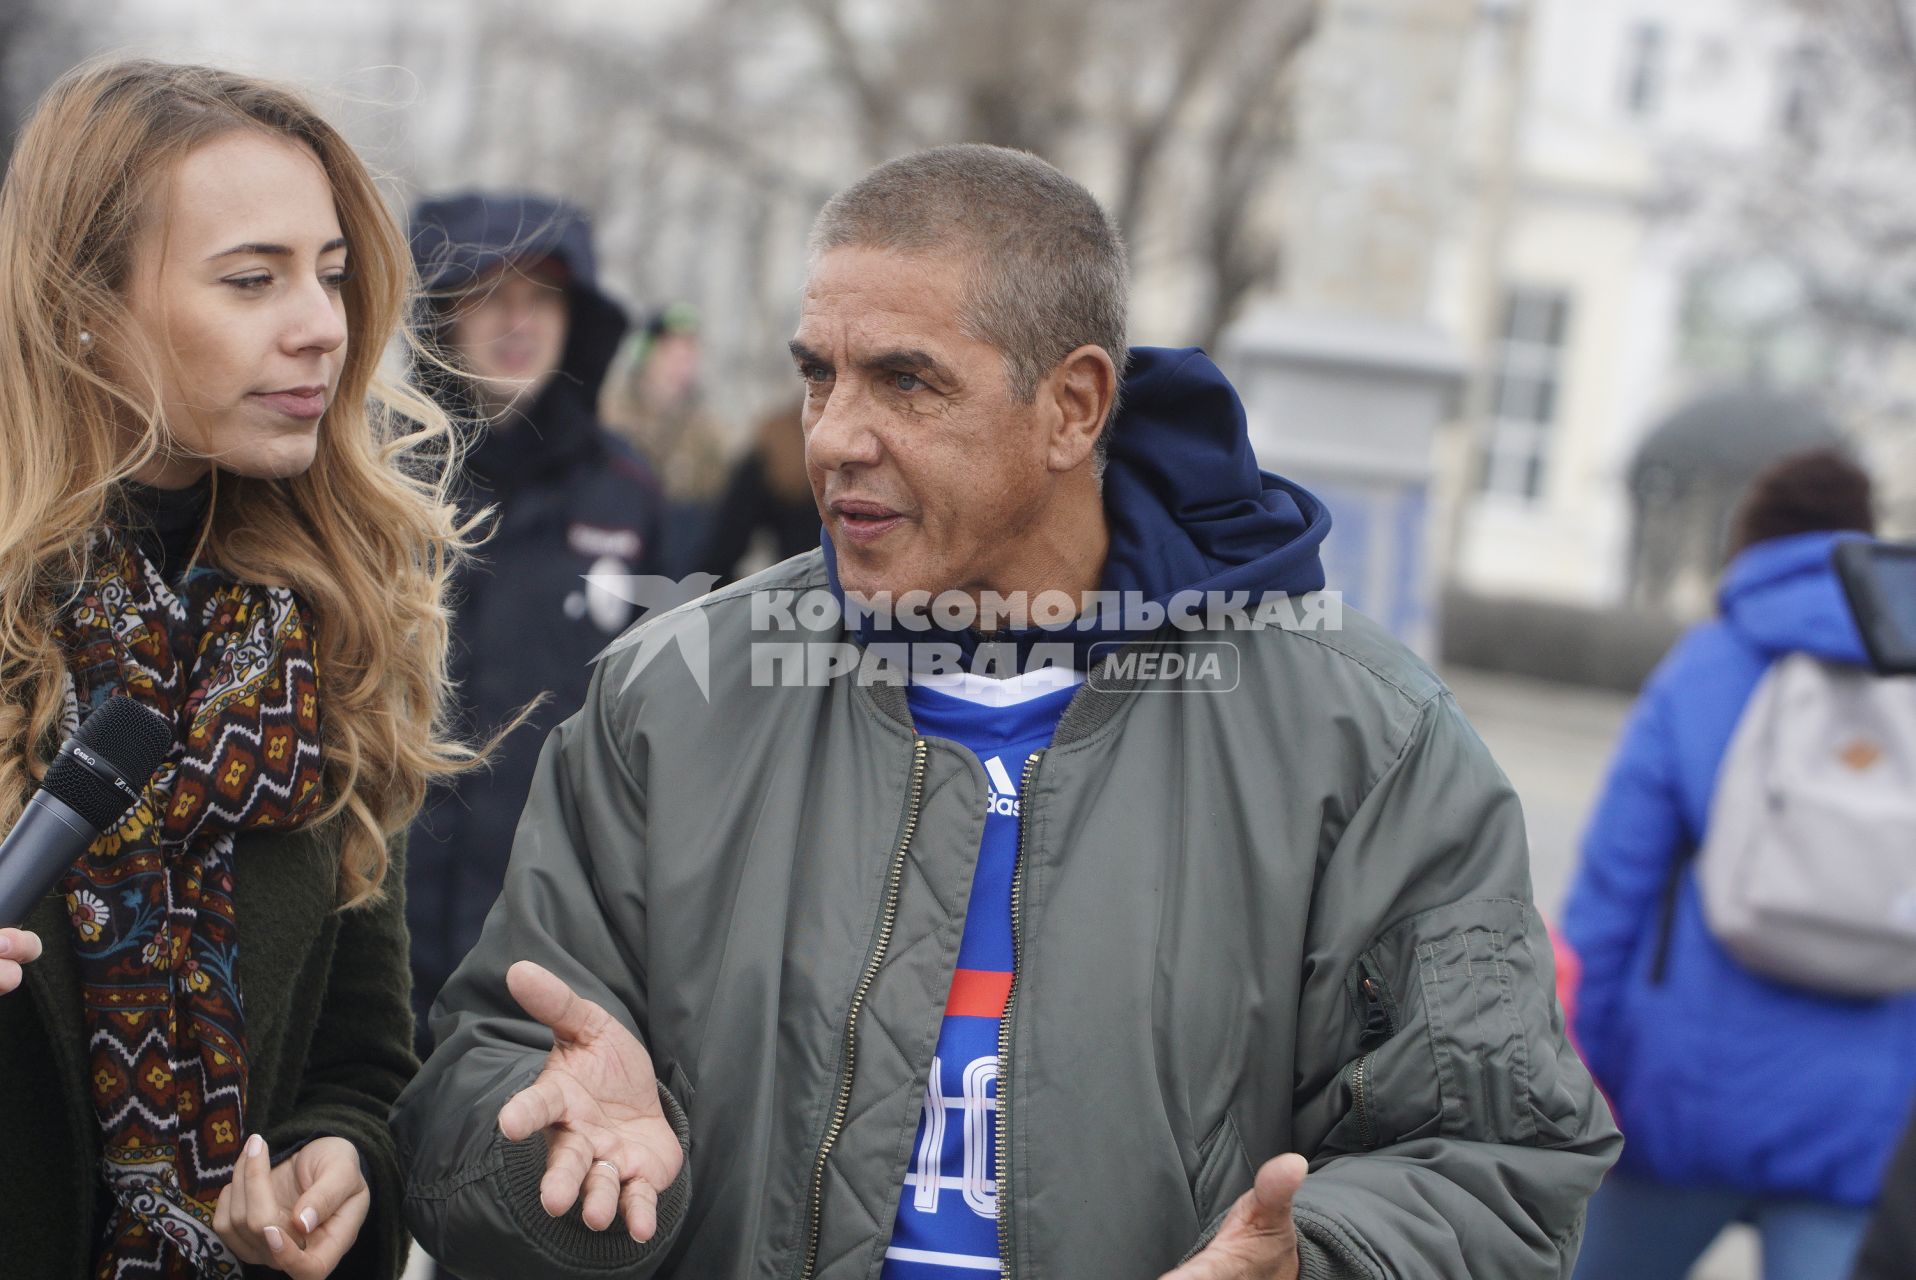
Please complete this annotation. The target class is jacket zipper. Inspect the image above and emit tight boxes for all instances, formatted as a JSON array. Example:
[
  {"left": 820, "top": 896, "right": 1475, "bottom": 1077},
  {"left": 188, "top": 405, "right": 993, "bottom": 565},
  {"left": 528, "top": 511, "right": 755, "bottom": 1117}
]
[
  {"left": 1351, "top": 1052, "right": 1377, "bottom": 1150},
  {"left": 995, "top": 751, "right": 1042, "bottom": 1278},
  {"left": 799, "top": 736, "right": 929, "bottom": 1280},
  {"left": 1351, "top": 963, "right": 1394, "bottom": 1152}
]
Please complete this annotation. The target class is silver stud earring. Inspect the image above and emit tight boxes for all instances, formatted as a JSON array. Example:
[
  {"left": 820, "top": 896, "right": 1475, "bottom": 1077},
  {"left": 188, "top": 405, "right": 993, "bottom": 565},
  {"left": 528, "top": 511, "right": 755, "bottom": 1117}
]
[{"left": 78, "top": 330, "right": 94, "bottom": 351}]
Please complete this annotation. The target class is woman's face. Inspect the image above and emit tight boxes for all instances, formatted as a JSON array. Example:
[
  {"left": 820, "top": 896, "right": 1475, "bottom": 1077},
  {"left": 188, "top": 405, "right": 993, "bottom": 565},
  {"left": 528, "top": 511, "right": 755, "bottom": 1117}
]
[
  {"left": 444, "top": 258, "right": 571, "bottom": 410},
  {"left": 119, "top": 130, "right": 350, "bottom": 489}
]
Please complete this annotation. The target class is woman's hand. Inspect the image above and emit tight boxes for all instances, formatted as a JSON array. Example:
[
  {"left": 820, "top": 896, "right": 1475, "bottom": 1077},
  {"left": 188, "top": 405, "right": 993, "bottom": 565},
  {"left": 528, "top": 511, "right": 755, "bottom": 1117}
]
[
  {"left": 0, "top": 929, "right": 41, "bottom": 995},
  {"left": 214, "top": 1134, "right": 371, "bottom": 1277}
]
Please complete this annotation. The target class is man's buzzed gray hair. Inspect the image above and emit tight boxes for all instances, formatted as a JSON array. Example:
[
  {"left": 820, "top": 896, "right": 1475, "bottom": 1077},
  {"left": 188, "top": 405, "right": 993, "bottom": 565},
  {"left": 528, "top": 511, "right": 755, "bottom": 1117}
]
[{"left": 809, "top": 144, "right": 1129, "bottom": 466}]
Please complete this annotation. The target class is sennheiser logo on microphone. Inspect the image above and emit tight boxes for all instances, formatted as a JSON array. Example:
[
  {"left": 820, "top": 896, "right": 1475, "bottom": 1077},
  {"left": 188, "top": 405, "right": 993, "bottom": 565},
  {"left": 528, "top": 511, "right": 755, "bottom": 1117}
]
[
  {"left": 1, "top": 697, "right": 172, "bottom": 926},
  {"left": 65, "top": 743, "right": 140, "bottom": 801}
]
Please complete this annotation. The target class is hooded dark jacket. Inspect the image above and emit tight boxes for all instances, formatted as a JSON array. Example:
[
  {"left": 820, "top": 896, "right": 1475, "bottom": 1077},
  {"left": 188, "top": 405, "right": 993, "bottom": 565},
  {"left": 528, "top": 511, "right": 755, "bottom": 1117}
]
[
  {"left": 1853, "top": 1107, "right": 1916, "bottom": 1278},
  {"left": 405, "top": 194, "right": 663, "bottom": 1053},
  {"left": 396, "top": 347, "right": 1617, "bottom": 1279}
]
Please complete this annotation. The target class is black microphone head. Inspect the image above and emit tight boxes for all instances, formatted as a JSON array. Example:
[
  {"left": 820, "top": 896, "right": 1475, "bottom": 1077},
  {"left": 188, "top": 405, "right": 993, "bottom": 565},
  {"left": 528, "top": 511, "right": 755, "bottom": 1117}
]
[
  {"left": 73, "top": 696, "right": 174, "bottom": 781},
  {"left": 41, "top": 697, "right": 174, "bottom": 832}
]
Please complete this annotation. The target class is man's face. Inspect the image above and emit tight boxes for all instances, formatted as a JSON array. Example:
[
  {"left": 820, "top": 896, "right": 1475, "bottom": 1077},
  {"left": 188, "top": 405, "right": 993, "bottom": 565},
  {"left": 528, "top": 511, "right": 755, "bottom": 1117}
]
[
  {"left": 792, "top": 247, "right": 1056, "bottom": 602},
  {"left": 444, "top": 259, "right": 570, "bottom": 407}
]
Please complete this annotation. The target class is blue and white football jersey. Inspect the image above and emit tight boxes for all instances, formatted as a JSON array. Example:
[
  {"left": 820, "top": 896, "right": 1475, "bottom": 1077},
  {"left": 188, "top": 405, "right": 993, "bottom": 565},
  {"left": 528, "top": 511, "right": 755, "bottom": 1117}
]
[{"left": 882, "top": 669, "right": 1079, "bottom": 1277}]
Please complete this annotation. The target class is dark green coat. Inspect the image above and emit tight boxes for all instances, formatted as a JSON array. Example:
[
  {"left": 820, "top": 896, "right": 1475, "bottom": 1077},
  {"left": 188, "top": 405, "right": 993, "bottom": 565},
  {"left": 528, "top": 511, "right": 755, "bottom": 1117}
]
[{"left": 0, "top": 825, "right": 417, "bottom": 1278}]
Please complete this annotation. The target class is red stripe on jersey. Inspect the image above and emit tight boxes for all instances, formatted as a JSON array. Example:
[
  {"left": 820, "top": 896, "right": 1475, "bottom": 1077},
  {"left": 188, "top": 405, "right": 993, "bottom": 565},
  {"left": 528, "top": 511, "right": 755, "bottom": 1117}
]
[{"left": 944, "top": 968, "right": 1013, "bottom": 1019}]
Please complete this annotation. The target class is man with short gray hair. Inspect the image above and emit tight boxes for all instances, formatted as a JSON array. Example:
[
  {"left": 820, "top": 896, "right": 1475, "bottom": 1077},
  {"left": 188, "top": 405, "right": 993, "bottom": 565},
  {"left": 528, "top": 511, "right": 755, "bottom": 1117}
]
[{"left": 397, "top": 143, "right": 1620, "bottom": 1280}]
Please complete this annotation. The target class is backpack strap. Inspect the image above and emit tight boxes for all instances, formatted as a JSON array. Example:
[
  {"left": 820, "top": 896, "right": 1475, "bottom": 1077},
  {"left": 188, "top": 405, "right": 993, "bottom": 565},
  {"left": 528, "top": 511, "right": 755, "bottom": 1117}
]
[{"left": 1648, "top": 845, "right": 1694, "bottom": 985}]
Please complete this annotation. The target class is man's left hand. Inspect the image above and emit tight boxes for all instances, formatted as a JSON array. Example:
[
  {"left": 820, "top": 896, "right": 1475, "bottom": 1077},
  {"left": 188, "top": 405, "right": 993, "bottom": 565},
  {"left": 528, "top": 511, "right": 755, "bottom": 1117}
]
[{"left": 1158, "top": 1153, "right": 1309, "bottom": 1280}]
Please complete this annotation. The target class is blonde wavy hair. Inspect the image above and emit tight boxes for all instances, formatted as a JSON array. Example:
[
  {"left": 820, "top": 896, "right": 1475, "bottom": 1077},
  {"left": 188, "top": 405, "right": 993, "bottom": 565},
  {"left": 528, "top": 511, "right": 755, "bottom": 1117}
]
[{"left": 0, "top": 59, "right": 483, "bottom": 907}]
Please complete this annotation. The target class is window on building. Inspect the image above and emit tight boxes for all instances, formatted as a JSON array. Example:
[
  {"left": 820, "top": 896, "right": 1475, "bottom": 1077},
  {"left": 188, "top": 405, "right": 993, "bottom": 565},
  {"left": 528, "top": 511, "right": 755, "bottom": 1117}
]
[
  {"left": 1621, "top": 22, "right": 1665, "bottom": 119},
  {"left": 1480, "top": 287, "right": 1572, "bottom": 502}
]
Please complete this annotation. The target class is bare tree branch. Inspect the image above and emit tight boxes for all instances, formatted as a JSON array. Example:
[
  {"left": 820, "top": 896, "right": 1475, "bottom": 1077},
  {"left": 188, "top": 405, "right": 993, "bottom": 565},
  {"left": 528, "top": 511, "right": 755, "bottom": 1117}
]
[
  {"left": 1195, "top": 0, "right": 1321, "bottom": 347},
  {"left": 793, "top": 0, "right": 907, "bottom": 163},
  {"left": 1107, "top": 0, "right": 1256, "bottom": 247}
]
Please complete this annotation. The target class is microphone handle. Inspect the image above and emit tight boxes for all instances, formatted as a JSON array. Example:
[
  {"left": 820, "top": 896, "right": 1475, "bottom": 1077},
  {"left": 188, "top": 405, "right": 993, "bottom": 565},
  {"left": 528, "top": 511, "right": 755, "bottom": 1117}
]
[{"left": 0, "top": 790, "right": 96, "bottom": 927}]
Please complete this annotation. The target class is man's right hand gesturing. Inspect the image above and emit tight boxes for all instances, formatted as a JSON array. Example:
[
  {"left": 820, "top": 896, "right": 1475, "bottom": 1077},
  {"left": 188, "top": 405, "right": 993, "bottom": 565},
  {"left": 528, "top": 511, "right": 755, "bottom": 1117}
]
[{"left": 497, "top": 960, "right": 685, "bottom": 1243}]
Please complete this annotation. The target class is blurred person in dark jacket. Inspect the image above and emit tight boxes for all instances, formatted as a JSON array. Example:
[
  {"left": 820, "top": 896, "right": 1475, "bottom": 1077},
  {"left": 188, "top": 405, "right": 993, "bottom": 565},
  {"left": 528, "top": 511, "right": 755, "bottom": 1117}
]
[
  {"left": 693, "top": 397, "right": 818, "bottom": 581},
  {"left": 1564, "top": 449, "right": 1916, "bottom": 1280},
  {"left": 405, "top": 193, "right": 663, "bottom": 1059},
  {"left": 1851, "top": 1110, "right": 1916, "bottom": 1279},
  {"left": 601, "top": 303, "right": 733, "bottom": 571}
]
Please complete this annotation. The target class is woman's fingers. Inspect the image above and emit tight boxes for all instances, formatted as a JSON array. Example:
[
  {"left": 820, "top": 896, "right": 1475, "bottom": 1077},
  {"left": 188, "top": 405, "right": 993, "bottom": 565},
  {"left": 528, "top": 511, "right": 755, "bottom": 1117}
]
[
  {"left": 213, "top": 1179, "right": 244, "bottom": 1260},
  {"left": 298, "top": 1181, "right": 371, "bottom": 1275},
  {"left": 0, "top": 930, "right": 42, "bottom": 996},
  {"left": 222, "top": 1141, "right": 249, "bottom": 1236},
  {"left": 212, "top": 1135, "right": 274, "bottom": 1264},
  {"left": 240, "top": 1134, "right": 288, "bottom": 1256},
  {"left": 580, "top": 1157, "right": 623, "bottom": 1231},
  {"left": 260, "top": 1140, "right": 373, "bottom": 1280},
  {"left": 290, "top": 1140, "right": 365, "bottom": 1242},
  {"left": 0, "top": 929, "right": 41, "bottom": 961}
]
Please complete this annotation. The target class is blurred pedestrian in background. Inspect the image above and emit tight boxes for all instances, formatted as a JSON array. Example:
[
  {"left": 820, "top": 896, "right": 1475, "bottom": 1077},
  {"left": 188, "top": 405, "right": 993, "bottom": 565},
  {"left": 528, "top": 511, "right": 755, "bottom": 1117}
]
[
  {"left": 1851, "top": 1108, "right": 1916, "bottom": 1279},
  {"left": 692, "top": 396, "right": 816, "bottom": 582},
  {"left": 1564, "top": 448, "right": 1916, "bottom": 1279},
  {"left": 404, "top": 193, "right": 663, "bottom": 1060},
  {"left": 601, "top": 302, "right": 733, "bottom": 572}
]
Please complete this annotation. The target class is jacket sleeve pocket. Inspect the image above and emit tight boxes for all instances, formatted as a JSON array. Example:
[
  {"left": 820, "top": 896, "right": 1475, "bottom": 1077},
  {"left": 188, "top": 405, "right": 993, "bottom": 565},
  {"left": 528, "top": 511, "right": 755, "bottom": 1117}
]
[
  {"left": 1374, "top": 898, "right": 1584, "bottom": 1149},
  {"left": 1287, "top": 691, "right": 1619, "bottom": 1278},
  {"left": 1307, "top": 952, "right": 1440, "bottom": 1156}
]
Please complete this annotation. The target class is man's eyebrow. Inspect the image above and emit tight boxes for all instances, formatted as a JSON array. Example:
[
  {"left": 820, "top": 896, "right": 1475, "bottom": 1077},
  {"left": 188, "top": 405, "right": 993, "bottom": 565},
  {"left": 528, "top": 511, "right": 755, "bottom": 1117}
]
[
  {"left": 788, "top": 339, "right": 829, "bottom": 368},
  {"left": 858, "top": 348, "right": 953, "bottom": 382},
  {"left": 204, "top": 236, "right": 349, "bottom": 262}
]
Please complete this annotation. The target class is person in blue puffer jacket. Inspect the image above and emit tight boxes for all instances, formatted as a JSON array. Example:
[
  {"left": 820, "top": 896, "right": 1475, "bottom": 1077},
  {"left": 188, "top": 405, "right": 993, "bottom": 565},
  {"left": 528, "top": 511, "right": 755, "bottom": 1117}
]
[{"left": 1565, "top": 448, "right": 1916, "bottom": 1279}]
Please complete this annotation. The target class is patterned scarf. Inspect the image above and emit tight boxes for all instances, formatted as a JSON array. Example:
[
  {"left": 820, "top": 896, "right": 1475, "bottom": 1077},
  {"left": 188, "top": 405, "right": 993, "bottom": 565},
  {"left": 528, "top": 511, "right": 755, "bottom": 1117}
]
[{"left": 54, "top": 531, "right": 325, "bottom": 1278}]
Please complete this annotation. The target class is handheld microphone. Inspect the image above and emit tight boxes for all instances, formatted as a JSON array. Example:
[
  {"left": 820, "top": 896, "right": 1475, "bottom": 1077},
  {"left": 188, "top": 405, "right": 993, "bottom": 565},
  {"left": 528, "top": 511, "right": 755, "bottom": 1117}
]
[{"left": 0, "top": 696, "right": 173, "bottom": 926}]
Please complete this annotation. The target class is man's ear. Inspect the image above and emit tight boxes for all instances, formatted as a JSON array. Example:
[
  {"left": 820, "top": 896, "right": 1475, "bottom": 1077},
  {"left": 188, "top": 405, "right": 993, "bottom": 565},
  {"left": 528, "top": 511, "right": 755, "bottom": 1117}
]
[{"left": 1041, "top": 344, "right": 1118, "bottom": 473}]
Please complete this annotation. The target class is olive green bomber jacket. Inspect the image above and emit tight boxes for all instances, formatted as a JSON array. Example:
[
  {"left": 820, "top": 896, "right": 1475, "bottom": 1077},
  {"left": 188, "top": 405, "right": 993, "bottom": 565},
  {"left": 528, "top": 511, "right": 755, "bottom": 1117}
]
[{"left": 396, "top": 551, "right": 1622, "bottom": 1279}]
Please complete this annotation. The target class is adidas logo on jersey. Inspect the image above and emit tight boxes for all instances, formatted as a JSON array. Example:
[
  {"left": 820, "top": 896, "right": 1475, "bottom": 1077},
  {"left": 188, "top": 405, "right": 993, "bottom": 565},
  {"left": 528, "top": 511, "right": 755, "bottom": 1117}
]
[{"left": 984, "top": 755, "right": 1021, "bottom": 817}]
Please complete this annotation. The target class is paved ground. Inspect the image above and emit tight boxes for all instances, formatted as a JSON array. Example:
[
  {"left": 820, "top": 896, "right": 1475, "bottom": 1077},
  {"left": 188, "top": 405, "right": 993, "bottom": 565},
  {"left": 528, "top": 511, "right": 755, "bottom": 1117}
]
[
  {"left": 1442, "top": 666, "right": 1631, "bottom": 918},
  {"left": 1445, "top": 666, "right": 1757, "bottom": 1280}
]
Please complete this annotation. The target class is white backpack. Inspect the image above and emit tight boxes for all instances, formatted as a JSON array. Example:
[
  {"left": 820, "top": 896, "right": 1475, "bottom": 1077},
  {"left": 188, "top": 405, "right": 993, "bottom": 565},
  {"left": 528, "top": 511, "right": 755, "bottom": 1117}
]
[{"left": 1697, "top": 653, "right": 1916, "bottom": 997}]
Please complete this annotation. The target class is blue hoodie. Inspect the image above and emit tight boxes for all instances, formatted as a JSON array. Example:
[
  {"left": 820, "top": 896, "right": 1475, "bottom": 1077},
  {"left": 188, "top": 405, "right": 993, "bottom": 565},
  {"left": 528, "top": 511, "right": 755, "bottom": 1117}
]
[
  {"left": 820, "top": 346, "right": 1332, "bottom": 663},
  {"left": 1561, "top": 531, "right": 1916, "bottom": 1204}
]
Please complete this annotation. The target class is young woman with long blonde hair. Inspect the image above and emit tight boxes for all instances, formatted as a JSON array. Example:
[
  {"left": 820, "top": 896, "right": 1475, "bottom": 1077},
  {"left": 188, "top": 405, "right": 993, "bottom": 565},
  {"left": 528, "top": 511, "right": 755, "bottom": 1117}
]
[{"left": 0, "top": 59, "right": 478, "bottom": 1278}]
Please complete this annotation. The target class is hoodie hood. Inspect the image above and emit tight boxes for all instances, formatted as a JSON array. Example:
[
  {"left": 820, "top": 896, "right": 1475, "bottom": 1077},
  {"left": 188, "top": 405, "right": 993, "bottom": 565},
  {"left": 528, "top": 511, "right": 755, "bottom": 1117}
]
[
  {"left": 1718, "top": 530, "right": 1871, "bottom": 663},
  {"left": 408, "top": 192, "right": 627, "bottom": 403},
  {"left": 822, "top": 346, "right": 1330, "bottom": 664},
  {"left": 1098, "top": 346, "right": 1329, "bottom": 603}
]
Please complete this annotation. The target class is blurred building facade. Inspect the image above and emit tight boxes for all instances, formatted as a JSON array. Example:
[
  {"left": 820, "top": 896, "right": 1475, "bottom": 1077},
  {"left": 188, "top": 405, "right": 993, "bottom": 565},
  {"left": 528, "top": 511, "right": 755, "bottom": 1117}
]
[
  {"left": 1243, "top": 0, "right": 1915, "bottom": 630},
  {"left": 1439, "top": 0, "right": 1819, "bottom": 609},
  {"left": 7, "top": 0, "right": 1911, "bottom": 639}
]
